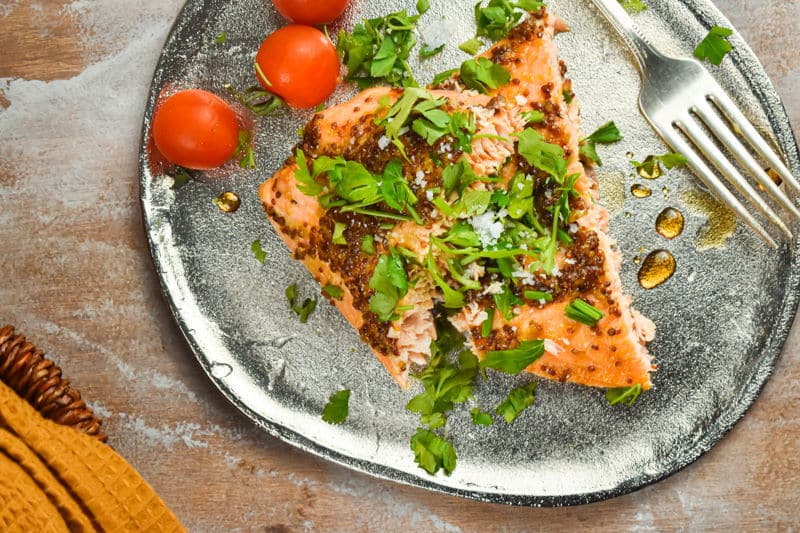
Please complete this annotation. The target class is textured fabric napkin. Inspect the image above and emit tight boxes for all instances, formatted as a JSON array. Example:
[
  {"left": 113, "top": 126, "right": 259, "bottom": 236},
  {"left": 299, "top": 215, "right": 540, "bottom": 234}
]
[{"left": 0, "top": 380, "right": 185, "bottom": 532}]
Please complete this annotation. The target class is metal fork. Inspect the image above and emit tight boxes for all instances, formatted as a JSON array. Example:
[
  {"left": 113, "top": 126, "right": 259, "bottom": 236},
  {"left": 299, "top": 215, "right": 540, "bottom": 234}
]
[{"left": 591, "top": 0, "right": 800, "bottom": 248}]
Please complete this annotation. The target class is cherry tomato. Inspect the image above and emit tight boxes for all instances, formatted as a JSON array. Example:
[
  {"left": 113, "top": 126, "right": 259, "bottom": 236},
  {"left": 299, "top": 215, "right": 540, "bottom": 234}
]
[
  {"left": 272, "top": 0, "right": 349, "bottom": 25},
  {"left": 255, "top": 25, "right": 339, "bottom": 109},
  {"left": 152, "top": 89, "right": 239, "bottom": 170}
]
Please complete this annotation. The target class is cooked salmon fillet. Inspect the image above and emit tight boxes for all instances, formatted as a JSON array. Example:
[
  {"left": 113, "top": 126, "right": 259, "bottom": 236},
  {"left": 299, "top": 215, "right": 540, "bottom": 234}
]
[{"left": 259, "top": 8, "right": 655, "bottom": 390}]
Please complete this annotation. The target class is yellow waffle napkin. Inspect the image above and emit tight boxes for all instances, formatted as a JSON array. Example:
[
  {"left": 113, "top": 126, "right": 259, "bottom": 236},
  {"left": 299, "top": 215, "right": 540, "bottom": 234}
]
[{"left": 0, "top": 380, "right": 185, "bottom": 532}]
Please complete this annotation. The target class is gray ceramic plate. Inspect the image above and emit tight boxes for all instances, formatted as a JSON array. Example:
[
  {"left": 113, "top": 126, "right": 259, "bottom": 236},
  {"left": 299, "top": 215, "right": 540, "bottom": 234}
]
[{"left": 139, "top": 0, "right": 800, "bottom": 506}]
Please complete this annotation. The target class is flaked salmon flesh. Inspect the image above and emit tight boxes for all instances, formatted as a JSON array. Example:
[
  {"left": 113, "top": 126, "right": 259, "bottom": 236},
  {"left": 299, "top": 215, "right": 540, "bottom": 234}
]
[{"left": 259, "top": 8, "right": 655, "bottom": 390}]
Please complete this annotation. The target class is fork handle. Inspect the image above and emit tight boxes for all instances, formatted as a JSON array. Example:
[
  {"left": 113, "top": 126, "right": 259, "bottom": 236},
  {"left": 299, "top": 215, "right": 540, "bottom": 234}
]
[{"left": 590, "top": 0, "right": 664, "bottom": 71}]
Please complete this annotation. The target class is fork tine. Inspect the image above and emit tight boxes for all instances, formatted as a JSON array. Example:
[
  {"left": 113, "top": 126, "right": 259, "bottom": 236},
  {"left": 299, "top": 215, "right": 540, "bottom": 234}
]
[
  {"left": 677, "top": 116, "right": 791, "bottom": 239},
  {"left": 709, "top": 91, "right": 800, "bottom": 196},
  {"left": 657, "top": 121, "right": 778, "bottom": 248},
  {"left": 692, "top": 101, "right": 800, "bottom": 220}
]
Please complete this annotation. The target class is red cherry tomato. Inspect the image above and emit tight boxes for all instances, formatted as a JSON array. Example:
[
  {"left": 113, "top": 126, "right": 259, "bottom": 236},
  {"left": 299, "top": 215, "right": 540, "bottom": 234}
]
[
  {"left": 272, "top": 0, "right": 349, "bottom": 25},
  {"left": 152, "top": 89, "right": 239, "bottom": 170},
  {"left": 255, "top": 25, "right": 339, "bottom": 109}
]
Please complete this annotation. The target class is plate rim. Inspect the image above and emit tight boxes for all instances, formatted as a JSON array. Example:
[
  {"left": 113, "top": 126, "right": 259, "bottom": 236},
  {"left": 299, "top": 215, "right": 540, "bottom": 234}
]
[{"left": 138, "top": 0, "right": 800, "bottom": 506}]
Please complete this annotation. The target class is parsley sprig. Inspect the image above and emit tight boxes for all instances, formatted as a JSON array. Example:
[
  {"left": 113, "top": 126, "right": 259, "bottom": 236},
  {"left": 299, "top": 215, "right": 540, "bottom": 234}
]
[
  {"left": 693, "top": 26, "right": 734, "bottom": 66},
  {"left": 368, "top": 249, "right": 410, "bottom": 321},
  {"left": 224, "top": 84, "right": 283, "bottom": 116},
  {"left": 411, "top": 428, "right": 457, "bottom": 475},
  {"left": 337, "top": 8, "right": 428, "bottom": 88},
  {"left": 496, "top": 382, "right": 537, "bottom": 423},
  {"left": 580, "top": 121, "right": 623, "bottom": 166},
  {"left": 480, "top": 340, "right": 545, "bottom": 374},
  {"left": 459, "top": 57, "right": 511, "bottom": 94},
  {"left": 631, "top": 152, "right": 687, "bottom": 179},
  {"left": 285, "top": 284, "right": 317, "bottom": 323}
]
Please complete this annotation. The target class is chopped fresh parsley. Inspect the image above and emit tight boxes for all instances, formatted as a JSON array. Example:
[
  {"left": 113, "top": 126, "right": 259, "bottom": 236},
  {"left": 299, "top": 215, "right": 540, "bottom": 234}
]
[
  {"left": 235, "top": 131, "right": 256, "bottom": 169},
  {"left": 224, "top": 84, "right": 283, "bottom": 116},
  {"left": 293, "top": 149, "right": 323, "bottom": 196},
  {"left": 170, "top": 168, "right": 192, "bottom": 190},
  {"left": 332, "top": 222, "right": 347, "bottom": 245},
  {"left": 322, "top": 284, "right": 343, "bottom": 299},
  {"left": 459, "top": 57, "right": 511, "bottom": 94},
  {"left": 337, "top": 9, "right": 426, "bottom": 88},
  {"left": 693, "top": 26, "right": 734, "bottom": 66},
  {"left": 492, "top": 282, "right": 523, "bottom": 321},
  {"left": 459, "top": 37, "right": 482, "bottom": 55},
  {"left": 580, "top": 121, "right": 623, "bottom": 166},
  {"left": 565, "top": 298, "right": 604, "bottom": 327},
  {"left": 416, "top": 0, "right": 431, "bottom": 14},
  {"left": 480, "top": 340, "right": 545, "bottom": 374},
  {"left": 251, "top": 239, "right": 267, "bottom": 263},
  {"left": 631, "top": 152, "right": 687, "bottom": 178},
  {"left": 368, "top": 249, "right": 409, "bottom": 321},
  {"left": 496, "top": 381, "right": 537, "bottom": 423},
  {"left": 619, "top": 0, "right": 647, "bottom": 13},
  {"left": 514, "top": 128, "right": 567, "bottom": 182},
  {"left": 426, "top": 249, "right": 466, "bottom": 308},
  {"left": 215, "top": 31, "right": 227, "bottom": 44},
  {"left": 474, "top": 0, "right": 545, "bottom": 42},
  {"left": 322, "top": 389, "right": 351, "bottom": 424},
  {"left": 420, "top": 44, "right": 444, "bottom": 58},
  {"left": 521, "top": 109, "right": 545, "bottom": 124},
  {"left": 606, "top": 384, "right": 643, "bottom": 406},
  {"left": 410, "top": 428, "right": 457, "bottom": 475},
  {"left": 470, "top": 407, "right": 494, "bottom": 426},
  {"left": 361, "top": 234, "right": 376, "bottom": 255},
  {"left": 407, "top": 339, "right": 478, "bottom": 428},
  {"left": 285, "top": 284, "right": 317, "bottom": 323},
  {"left": 431, "top": 68, "right": 458, "bottom": 86}
]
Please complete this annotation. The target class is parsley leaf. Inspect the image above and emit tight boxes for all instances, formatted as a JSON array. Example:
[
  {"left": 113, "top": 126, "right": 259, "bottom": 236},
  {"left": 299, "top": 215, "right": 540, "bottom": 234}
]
[
  {"left": 492, "top": 282, "right": 523, "bottom": 321},
  {"left": 618, "top": 0, "right": 647, "bottom": 13},
  {"left": 579, "top": 121, "right": 622, "bottom": 166},
  {"left": 410, "top": 428, "right": 457, "bottom": 475},
  {"left": 521, "top": 109, "right": 545, "bottom": 124},
  {"left": 470, "top": 407, "right": 494, "bottom": 426},
  {"left": 407, "top": 346, "right": 478, "bottom": 429},
  {"left": 368, "top": 249, "right": 409, "bottom": 321},
  {"left": 322, "top": 389, "right": 351, "bottom": 424},
  {"left": 606, "top": 384, "right": 643, "bottom": 406},
  {"left": 322, "top": 284, "right": 344, "bottom": 299},
  {"left": 481, "top": 340, "right": 545, "bottom": 374},
  {"left": 426, "top": 249, "right": 465, "bottom": 308},
  {"left": 361, "top": 234, "right": 376, "bottom": 255},
  {"left": 507, "top": 173, "right": 535, "bottom": 219},
  {"left": 215, "top": 31, "right": 227, "bottom": 44},
  {"left": 431, "top": 68, "right": 458, "bottom": 86},
  {"left": 332, "top": 222, "right": 347, "bottom": 245},
  {"left": 474, "top": 0, "right": 544, "bottom": 42},
  {"left": 294, "top": 149, "right": 323, "bottom": 196},
  {"left": 459, "top": 57, "right": 511, "bottom": 94},
  {"left": 631, "top": 152, "right": 687, "bottom": 178},
  {"left": 251, "top": 239, "right": 267, "bottom": 263},
  {"left": 514, "top": 128, "right": 567, "bottom": 182},
  {"left": 416, "top": 0, "right": 431, "bottom": 15},
  {"left": 285, "top": 284, "right": 317, "bottom": 323},
  {"left": 693, "top": 26, "right": 734, "bottom": 65},
  {"left": 496, "top": 382, "right": 537, "bottom": 423},
  {"left": 224, "top": 84, "right": 283, "bottom": 116},
  {"left": 337, "top": 10, "right": 421, "bottom": 88},
  {"left": 459, "top": 37, "right": 482, "bottom": 55}
]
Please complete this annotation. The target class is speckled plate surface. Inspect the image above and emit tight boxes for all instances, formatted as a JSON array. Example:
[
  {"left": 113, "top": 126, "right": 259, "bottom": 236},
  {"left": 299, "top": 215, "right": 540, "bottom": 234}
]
[{"left": 139, "top": 0, "right": 800, "bottom": 506}]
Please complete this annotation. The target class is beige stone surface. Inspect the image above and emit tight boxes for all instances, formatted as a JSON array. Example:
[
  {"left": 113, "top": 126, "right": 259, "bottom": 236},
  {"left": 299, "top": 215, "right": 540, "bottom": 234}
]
[{"left": 0, "top": 1, "right": 798, "bottom": 530}]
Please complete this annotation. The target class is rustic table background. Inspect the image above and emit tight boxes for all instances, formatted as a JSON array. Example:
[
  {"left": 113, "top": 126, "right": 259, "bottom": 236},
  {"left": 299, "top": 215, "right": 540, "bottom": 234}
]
[{"left": 1, "top": 0, "right": 798, "bottom": 530}]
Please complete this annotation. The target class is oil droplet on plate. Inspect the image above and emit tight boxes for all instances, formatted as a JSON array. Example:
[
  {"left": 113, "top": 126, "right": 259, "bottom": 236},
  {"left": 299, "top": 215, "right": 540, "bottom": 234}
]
[
  {"left": 630, "top": 184, "right": 651, "bottom": 198},
  {"left": 681, "top": 188, "right": 737, "bottom": 249},
  {"left": 210, "top": 362, "right": 233, "bottom": 378},
  {"left": 626, "top": 151, "right": 634, "bottom": 159},
  {"left": 633, "top": 255, "right": 641, "bottom": 264},
  {"left": 636, "top": 157, "right": 662, "bottom": 180},
  {"left": 213, "top": 191, "right": 241, "bottom": 213},
  {"left": 638, "top": 250, "right": 676, "bottom": 289},
  {"left": 656, "top": 207, "right": 685, "bottom": 239}
]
